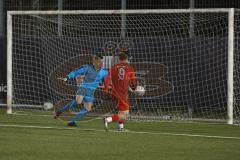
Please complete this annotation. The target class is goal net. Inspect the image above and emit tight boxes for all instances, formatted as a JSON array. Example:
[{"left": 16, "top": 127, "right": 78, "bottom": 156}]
[{"left": 7, "top": 9, "right": 240, "bottom": 124}]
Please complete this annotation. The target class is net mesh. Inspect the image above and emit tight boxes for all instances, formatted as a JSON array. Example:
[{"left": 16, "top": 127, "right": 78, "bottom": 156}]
[{"left": 9, "top": 11, "right": 240, "bottom": 123}]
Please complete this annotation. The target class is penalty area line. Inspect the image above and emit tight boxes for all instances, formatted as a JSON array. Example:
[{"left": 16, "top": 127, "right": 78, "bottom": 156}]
[{"left": 0, "top": 124, "right": 240, "bottom": 140}]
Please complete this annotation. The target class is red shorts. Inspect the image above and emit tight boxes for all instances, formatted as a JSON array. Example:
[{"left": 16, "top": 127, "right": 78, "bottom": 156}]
[
  {"left": 112, "top": 95, "right": 129, "bottom": 111},
  {"left": 117, "top": 100, "right": 129, "bottom": 111}
]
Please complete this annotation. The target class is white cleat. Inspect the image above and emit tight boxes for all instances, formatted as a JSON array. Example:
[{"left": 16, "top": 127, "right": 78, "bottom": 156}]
[
  {"left": 103, "top": 118, "right": 108, "bottom": 131},
  {"left": 117, "top": 128, "right": 129, "bottom": 132}
]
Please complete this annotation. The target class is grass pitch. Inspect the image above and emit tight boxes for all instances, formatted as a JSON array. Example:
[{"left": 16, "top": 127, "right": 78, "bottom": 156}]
[{"left": 0, "top": 111, "right": 240, "bottom": 160}]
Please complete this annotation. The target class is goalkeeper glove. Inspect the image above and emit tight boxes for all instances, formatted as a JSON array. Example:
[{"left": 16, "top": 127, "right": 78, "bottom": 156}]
[{"left": 63, "top": 76, "right": 69, "bottom": 82}]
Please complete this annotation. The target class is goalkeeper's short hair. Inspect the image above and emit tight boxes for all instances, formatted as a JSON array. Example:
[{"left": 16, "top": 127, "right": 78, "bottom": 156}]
[{"left": 93, "top": 54, "right": 103, "bottom": 60}]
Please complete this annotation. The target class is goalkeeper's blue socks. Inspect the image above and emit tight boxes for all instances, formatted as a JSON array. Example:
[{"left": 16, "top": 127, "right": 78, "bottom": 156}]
[
  {"left": 59, "top": 100, "right": 78, "bottom": 113},
  {"left": 70, "top": 107, "right": 88, "bottom": 122}
]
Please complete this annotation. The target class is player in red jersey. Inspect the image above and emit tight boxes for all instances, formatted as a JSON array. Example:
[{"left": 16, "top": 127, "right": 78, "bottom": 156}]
[{"left": 104, "top": 51, "right": 137, "bottom": 131}]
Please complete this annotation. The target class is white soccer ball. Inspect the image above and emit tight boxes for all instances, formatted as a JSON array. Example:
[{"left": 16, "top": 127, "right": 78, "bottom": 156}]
[
  {"left": 43, "top": 102, "right": 53, "bottom": 110},
  {"left": 135, "top": 86, "right": 145, "bottom": 96}
]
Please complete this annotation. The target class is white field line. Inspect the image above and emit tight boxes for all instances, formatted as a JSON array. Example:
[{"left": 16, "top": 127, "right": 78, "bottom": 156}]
[
  {"left": 7, "top": 113, "right": 236, "bottom": 126},
  {"left": 0, "top": 124, "right": 240, "bottom": 140},
  {"left": 9, "top": 113, "right": 240, "bottom": 126}
]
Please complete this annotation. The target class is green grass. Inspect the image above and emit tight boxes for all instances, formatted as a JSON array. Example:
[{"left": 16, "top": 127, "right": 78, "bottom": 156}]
[{"left": 0, "top": 111, "right": 240, "bottom": 160}]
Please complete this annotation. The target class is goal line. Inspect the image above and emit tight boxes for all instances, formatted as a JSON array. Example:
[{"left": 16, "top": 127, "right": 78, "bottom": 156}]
[{"left": 0, "top": 123, "right": 239, "bottom": 140}]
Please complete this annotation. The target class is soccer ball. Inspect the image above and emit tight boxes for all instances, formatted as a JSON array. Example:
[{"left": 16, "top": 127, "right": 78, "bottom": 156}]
[
  {"left": 135, "top": 86, "right": 145, "bottom": 96},
  {"left": 43, "top": 102, "right": 53, "bottom": 110}
]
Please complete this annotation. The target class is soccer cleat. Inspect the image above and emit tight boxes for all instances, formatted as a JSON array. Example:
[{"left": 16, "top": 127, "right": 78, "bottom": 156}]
[
  {"left": 103, "top": 118, "right": 108, "bottom": 131},
  {"left": 67, "top": 121, "right": 77, "bottom": 127},
  {"left": 53, "top": 110, "right": 62, "bottom": 119},
  {"left": 117, "top": 128, "right": 124, "bottom": 132},
  {"left": 117, "top": 128, "right": 129, "bottom": 132}
]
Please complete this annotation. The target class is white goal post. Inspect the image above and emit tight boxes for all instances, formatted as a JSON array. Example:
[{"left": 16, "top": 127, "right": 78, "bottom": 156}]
[{"left": 6, "top": 9, "right": 239, "bottom": 124}]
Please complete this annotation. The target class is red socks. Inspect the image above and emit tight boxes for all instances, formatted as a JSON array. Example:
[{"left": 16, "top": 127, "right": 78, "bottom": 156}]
[{"left": 111, "top": 114, "right": 119, "bottom": 122}]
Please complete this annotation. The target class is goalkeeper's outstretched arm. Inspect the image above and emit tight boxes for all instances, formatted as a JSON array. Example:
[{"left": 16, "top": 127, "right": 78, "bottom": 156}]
[{"left": 65, "top": 65, "right": 88, "bottom": 81}]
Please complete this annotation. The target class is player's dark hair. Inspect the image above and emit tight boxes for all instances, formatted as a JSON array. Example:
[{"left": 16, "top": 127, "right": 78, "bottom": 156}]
[{"left": 118, "top": 50, "right": 129, "bottom": 61}]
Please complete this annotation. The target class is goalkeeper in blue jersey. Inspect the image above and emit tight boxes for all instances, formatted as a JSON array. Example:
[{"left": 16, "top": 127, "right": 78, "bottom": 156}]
[{"left": 54, "top": 55, "right": 108, "bottom": 126}]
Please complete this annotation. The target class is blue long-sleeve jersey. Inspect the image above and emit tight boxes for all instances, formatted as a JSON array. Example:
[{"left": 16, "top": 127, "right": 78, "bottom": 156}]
[{"left": 67, "top": 64, "right": 108, "bottom": 90}]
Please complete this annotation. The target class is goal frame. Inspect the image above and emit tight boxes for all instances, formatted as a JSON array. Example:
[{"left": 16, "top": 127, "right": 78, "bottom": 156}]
[{"left": 6, "top": 8, "right": 235, "bottom": 124}]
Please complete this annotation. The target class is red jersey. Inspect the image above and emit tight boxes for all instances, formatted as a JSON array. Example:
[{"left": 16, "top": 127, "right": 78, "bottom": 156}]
[{"left": 104, "top": 62, "right": 137, "bottom": 111}]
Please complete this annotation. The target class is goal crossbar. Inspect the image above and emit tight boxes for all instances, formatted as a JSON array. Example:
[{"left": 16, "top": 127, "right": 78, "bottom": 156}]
[{"left": 7, "top": 8, "right": 233, "bottom": 15}]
